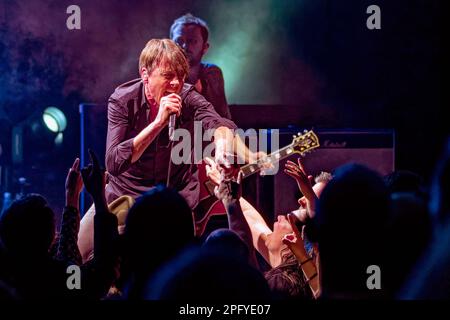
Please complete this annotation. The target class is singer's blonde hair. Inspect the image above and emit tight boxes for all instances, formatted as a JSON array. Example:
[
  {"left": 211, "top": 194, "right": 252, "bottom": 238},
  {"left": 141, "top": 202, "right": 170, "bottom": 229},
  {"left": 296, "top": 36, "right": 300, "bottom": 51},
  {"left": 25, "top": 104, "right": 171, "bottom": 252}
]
[{"left": 139, "top": 39, "right": 189, "bottom": 80}]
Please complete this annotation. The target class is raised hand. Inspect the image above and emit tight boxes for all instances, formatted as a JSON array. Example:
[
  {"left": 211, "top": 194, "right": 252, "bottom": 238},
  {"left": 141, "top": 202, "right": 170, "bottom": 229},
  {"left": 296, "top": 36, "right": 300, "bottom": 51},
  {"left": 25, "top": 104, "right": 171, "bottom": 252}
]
[
  {"left": 214, "top": 168, "right": 243, "bottom": 203},
  {"left": 282, "top": 213, "right": 309, "bottom": 262},
  {"left": 282, "top": 213, "right": 320, "bottom": 298},
  {"left": 81, "top": 149, "right": 106, "bottom": 201},
  {"left": 284, "top": 158, "right": 317, "bottom": 203},
  {"left": 65, "top": 158, "right": 83, "bottom": 208}
]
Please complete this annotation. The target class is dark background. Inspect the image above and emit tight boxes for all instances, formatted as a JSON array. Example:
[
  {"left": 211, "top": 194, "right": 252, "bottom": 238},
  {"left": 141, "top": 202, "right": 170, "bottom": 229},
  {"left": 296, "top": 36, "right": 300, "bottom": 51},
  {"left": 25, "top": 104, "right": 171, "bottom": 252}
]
[{"left": 0, "top": 0, "right": 447, "bottom": 218}]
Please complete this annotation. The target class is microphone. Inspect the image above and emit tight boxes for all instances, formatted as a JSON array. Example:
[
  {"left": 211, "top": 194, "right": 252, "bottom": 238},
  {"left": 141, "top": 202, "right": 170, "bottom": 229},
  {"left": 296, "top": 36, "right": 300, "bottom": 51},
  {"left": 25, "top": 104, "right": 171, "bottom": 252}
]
[{"left": 168, "top": 114, "right": 176, "bottom": 141}]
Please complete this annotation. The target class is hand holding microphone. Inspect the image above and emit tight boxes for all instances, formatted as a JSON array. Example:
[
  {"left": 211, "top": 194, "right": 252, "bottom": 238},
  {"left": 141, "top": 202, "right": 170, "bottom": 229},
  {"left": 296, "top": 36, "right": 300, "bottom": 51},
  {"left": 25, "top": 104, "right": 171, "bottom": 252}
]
[{"left": 155, "top": 93, "right": 182, "bottom": 140}]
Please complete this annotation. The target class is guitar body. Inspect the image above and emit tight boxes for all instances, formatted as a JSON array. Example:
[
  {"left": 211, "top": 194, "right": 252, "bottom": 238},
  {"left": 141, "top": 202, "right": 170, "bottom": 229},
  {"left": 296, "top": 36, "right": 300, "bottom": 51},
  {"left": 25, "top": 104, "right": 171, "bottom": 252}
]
[{"left": 194, "top": 161, "right": 227, "bottom": 237}]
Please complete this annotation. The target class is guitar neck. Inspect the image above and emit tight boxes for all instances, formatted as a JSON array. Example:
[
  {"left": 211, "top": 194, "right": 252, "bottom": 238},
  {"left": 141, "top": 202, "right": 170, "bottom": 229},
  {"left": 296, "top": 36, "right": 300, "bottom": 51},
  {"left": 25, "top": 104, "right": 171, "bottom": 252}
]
[{"left": 239, "top": 144, "right": 296, "bottom": 179}]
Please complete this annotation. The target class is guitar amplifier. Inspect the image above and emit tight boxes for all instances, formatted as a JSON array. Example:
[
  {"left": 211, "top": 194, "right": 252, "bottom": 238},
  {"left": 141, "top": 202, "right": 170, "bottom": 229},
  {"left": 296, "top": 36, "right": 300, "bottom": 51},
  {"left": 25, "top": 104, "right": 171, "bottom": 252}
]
[{"left": 268, "top": 128, "right": 395, "bottom": 217}]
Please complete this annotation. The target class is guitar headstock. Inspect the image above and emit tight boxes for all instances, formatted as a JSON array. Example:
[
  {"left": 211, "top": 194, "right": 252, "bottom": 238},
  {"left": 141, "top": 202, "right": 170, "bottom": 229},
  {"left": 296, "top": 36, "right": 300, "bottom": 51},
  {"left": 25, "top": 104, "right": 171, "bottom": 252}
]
[{"left": 290, "top": 130, "right": 320, "bottom": 155}]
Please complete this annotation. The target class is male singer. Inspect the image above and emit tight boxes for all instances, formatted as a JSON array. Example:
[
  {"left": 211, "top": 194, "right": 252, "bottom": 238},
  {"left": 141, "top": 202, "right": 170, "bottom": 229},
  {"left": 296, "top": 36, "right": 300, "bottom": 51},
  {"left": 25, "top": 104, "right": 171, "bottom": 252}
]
[{"left": 104, "top": 38, "right": 241, "bottom": 209}]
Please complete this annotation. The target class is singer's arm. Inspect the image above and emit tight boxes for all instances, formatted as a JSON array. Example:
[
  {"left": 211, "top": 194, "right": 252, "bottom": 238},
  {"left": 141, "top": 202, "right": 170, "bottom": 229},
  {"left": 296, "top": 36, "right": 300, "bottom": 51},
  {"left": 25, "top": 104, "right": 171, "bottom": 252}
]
[
  {"left": 188, "top": 89, "right": 261, "bottom": 164},
  {"left": 131, "top": 93, "right": 182, "bottom": 164},
  {"left": 213, "top": 127, "right": 263, "bottom": 165},
  {"left": 131, "top": 120, "right": 165, "bottom": 163}
]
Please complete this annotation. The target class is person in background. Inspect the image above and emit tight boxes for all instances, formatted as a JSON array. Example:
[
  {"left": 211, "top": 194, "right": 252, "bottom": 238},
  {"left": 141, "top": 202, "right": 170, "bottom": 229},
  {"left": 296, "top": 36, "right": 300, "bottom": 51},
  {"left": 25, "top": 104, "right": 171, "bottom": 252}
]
[{"left": 170, "top": 13, "right": 231, "bottom": 119}]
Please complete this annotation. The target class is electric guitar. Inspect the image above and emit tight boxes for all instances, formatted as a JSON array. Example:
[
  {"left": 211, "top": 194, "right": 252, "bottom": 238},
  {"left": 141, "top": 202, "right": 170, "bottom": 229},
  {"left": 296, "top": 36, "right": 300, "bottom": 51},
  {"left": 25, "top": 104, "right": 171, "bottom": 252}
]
[{"left": 193, "top": 130, "right": 320, "bottom": 237}]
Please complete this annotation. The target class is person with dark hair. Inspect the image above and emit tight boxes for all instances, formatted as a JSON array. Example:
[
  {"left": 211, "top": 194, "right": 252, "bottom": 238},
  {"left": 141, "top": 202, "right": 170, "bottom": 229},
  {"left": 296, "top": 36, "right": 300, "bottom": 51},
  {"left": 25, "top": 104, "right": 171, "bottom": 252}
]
[
  {"left": 400, "top": 137, "right": 450, "bottom": 299},
  {"left": 0, "top": 194, "right": 71, "bottom": 299},
  {"left": 400, "top": 221, "right": 450, "bottom": 299},
  {"left": 384, "top": 192, "right": 431, "bottom": 297},
  {"left": 384, "top": 170, "right": 427, "bottom": 200},
  {"left": 203, "top": 228, "right": 250, "bottom": 263},
  {"left": 120, "top": 184, "right": 196, "bottom": 299},
  {"left": 0, "top": 152, "right": 120, "bottom": 300},
  {"left": 0, "top": 194, "right": 55, "bottom": 259},
  {"left": 428, "top": 137, "right": 450, "bottom": 231},
  {"left": 146, "top": 246, "right": 271, "bottom": 301},
  {"left": 314, "top": 163, "right": 390, "bottom": 299},
  {"left": 170, "top": 13, "right": 231, "bottom": 119}
]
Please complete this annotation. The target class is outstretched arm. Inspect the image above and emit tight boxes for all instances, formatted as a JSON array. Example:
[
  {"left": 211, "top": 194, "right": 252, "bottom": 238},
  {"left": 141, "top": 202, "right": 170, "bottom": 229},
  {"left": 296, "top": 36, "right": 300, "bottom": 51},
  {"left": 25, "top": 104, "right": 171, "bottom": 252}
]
[
  {"left": 284, "top": 158, "right": 318, "bottom": 219},
  {"left": 205, "top": 157, "right": 256, "bottom": 266},
  {"left": 81, "top": 150, "right": 119, "bottom": 298},
  {"left": 206, "top": 158, "right": 272, "bottom": 265},
  {"left": 56, "top": 158, "right": 84, "bottom": 265}
]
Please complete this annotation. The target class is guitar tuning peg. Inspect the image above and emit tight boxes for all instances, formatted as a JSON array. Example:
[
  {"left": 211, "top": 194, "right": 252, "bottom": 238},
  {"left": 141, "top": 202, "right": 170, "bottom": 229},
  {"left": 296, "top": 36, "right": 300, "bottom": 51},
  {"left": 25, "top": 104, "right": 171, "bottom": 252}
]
[
  {"left": 298, "top": 132, "right": 301, "bottom": 136},
  {"left": 292, "top": 135, "right": 296, "bottom": 139},
  {"left": 303, "top": 129, "right": 307, "bottom": 133}
]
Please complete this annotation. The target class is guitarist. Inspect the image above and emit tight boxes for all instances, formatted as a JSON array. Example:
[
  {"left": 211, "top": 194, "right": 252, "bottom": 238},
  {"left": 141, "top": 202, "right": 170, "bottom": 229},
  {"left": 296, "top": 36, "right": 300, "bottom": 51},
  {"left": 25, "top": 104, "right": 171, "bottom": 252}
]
[{"left": 170, "top": 13, "right": 231, "bottom": 119}]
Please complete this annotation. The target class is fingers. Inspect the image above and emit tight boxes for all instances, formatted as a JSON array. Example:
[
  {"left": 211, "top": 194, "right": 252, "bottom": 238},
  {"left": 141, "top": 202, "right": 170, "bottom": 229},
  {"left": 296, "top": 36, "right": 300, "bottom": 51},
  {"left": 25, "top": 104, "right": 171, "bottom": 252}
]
[
  {"left": 204, "top": 159, "right": 215, "bottom": 173},
  {"left": 205, "top": 164, "right": 212, "bottom": 176},
  {"left": 71, "top": 158, "right": 80, "bottom": 171},
  {"left": 80, "top": 165, "right": 89, "bottom": 182},
  {"left": 285, "top": 163, "right": 307, "bottom": 181},
  {"left": 164, "top": 93, "right": 182, "bottom": 103},
  {"left": 165, "top": 104, "right": 182, "bottom": 117},
  {"left": 308, "top": 175, "right": 314, "bottom": 186},
  {"left": 284, "top": 168, "right": 300, "bottom": 179},
  {"left": 284, "top": 168, "right": 298, "bottom": 175},
  {"left": 205, "top": 161, "right": 221, "bottom": 186},
  {"left": 285, "top": 159, "right": 308, "bottom": 178},
  {"left": 161, "top": 94, "right": 182, "bottom": 117},
  {"left": 298, "top": 196, "right": 306, "bottom": 206},
  {"left": 286, "top": 160, "right": 297, "bottom": 167},
  {"left": 297, "top": 157, "right": 305, "bottom": 172},
  {"left": 88, "top": 149, "right": 100, "bottom": 170},
  {"left": 216, "top": 153, "right": 233, "bottom": 169},
  {"left": 287, "top": 213, "right": 302, "bottom": 238},
  {"left": 204, "top": 157, "right": 216, "bottom": 168},
  {"left": 282, "top": 232, "right": 297, "bottom": 246},
  {"left": 285, "top": 162, "right": 299, "bottom": 172}
]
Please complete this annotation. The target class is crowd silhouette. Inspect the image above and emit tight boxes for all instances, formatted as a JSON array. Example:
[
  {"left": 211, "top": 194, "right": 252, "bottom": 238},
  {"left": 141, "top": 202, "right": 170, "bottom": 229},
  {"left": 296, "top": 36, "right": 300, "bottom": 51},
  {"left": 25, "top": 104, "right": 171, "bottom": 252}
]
[{"left": 1, "top": 137, "right": 450, "bottom": 300}]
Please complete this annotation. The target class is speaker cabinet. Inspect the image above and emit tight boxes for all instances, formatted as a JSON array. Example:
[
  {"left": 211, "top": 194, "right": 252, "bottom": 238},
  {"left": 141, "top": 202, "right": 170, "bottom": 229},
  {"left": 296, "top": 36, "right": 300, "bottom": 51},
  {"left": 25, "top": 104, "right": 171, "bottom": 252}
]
[{"left": 271, "top": 129, "right": 395, "bottom": 216}]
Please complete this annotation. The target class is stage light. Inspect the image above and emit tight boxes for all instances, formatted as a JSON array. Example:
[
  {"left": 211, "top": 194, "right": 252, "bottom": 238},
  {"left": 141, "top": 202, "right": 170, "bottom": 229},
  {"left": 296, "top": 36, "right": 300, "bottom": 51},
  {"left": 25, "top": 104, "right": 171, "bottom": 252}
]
[
  {"left": 10, "top": 106, "right": 68, "bottom": 164},
  {"left": 42, "top": 107, "right": 67, "bottom": 133}
]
